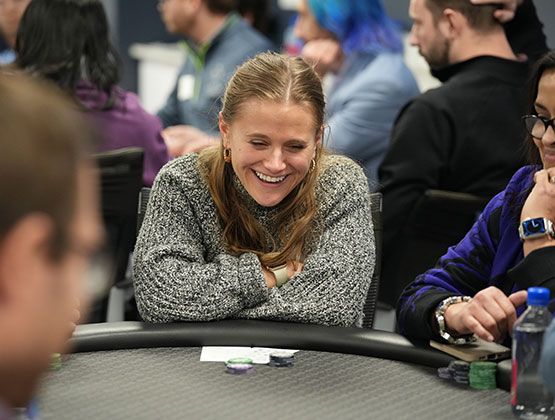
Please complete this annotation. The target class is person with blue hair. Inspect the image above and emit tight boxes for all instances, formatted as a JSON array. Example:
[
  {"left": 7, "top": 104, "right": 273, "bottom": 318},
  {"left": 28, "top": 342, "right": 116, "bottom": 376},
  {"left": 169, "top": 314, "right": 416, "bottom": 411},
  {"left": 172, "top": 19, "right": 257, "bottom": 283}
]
[{"left": 294, "top": 0, "right": 419, "bottom": 183}]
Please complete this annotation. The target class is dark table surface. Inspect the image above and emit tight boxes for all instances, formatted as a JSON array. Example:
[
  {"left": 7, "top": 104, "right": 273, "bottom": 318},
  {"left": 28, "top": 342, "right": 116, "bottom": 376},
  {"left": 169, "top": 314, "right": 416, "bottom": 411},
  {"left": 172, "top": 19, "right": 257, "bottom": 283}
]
[{"left": 38, "top": 321, "right": 513, "bottom": 420}]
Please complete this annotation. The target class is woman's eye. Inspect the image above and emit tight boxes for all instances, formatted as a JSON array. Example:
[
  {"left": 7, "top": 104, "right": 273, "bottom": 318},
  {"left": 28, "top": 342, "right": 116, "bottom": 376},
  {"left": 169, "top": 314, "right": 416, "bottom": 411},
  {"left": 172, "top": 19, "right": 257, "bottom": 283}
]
[
  {"left": 289, "top": 144, "right": 305, "bottom": 150},
  {"left": 250, "top": 141, "right": 266, "bottom": 147}
]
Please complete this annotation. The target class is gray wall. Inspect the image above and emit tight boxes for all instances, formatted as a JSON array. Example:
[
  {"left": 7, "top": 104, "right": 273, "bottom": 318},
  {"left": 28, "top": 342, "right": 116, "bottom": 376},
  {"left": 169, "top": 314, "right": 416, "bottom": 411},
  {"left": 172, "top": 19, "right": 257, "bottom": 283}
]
[{"left": 384, "top": 0, "right": 554, "bottom": 48}]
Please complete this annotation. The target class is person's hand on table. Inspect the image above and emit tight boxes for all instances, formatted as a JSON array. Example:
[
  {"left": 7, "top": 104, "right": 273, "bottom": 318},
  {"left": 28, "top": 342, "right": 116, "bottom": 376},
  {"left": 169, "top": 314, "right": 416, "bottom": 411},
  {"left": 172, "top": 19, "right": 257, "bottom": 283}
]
[
  {"left": 443, "top": 286, "right": 527, "bottom": 342},
  {"left": 262, "top": 261, "right": 304, "bottom": 289},
  {"left": 162, "top": 125, "right": 219, "bottom": 157},
  {"left": 520, "top": 168, "right": 555, "bottom": 256},
  {"left": 300, "top": 39, "right": 344, "bottom": 78},
  {"left": 470, "top": 0, "right": 523, "bottom": 23}
]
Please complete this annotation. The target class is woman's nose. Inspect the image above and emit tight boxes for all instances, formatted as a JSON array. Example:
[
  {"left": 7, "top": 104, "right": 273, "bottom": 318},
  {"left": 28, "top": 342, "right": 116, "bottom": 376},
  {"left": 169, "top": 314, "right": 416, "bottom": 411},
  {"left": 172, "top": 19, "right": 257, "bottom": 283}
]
[
  {"left": 264, "top": 150, "right": 286, "bottom": 173},
  {"left": 542, "top": 124, "right": 555, "bottom": 145}
]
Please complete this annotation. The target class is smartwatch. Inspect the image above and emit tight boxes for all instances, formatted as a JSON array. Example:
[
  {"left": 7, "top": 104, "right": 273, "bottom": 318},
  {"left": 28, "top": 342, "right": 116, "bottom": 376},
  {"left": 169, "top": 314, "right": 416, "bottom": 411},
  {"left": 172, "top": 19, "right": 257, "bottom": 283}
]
[
  {"left": 518, "top": 217, "right": 555, "bottom": 242},
  {"left": 267, "top": 263, "right": 289, "bottom": 287}
]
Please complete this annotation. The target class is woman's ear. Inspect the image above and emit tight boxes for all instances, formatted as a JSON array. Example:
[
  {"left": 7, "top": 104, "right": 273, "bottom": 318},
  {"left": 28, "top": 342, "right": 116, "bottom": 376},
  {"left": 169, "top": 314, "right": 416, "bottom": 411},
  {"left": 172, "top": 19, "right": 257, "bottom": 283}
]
[{"left": 219, "top": 112, "right": 230, "bottom": 148}]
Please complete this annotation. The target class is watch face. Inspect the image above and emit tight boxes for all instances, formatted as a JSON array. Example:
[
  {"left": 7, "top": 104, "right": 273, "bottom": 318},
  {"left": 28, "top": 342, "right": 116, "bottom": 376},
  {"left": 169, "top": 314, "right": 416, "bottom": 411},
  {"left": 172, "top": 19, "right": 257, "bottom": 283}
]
[{"left": 522, "top": 218, "right": 547, "bottom": 236}]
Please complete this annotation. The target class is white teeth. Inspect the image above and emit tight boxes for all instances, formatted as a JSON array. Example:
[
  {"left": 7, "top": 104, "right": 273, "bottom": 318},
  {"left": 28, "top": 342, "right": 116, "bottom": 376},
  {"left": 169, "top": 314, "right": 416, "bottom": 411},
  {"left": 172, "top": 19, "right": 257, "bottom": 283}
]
[{"left": 255, "top": 171, "right": 286, "bottom": 183}]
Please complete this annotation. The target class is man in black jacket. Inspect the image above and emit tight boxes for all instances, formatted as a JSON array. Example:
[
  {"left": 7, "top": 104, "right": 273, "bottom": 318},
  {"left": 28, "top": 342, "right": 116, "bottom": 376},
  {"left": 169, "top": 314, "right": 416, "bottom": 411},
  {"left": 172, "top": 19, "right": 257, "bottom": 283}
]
[{"left": 378, "top": 0, "right": 548, "bottom": 308}]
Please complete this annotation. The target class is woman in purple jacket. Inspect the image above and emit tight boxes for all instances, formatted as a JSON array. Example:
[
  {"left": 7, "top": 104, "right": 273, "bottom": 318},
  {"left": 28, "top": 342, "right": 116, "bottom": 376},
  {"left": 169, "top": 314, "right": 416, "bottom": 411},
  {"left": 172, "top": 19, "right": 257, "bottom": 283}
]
[
  {"left": 397, "top": 49, "right": 555, "bottom": 345},
  {"left": 14, "top": 0, "right": 170, "bottom": 186}
]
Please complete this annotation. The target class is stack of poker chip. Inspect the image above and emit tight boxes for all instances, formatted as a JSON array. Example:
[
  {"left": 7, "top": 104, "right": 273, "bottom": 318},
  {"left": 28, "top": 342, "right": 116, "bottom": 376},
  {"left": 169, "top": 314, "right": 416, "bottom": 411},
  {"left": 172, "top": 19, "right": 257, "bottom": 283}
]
[
  {"left": 449, "top": 360, "right": 470, "bottom": 384},
  {"left": 49, "top": 353, "right": 62, "bottom": 371},
  {"left": 268, "top": 351, "right": 294, "bottom": 368},
  {"left": 225, "top": 357, "right": 254, "bottom": 375},
  {"left": 469, "top": 361, "right": 497, "bottom": 389},
  {"left": 437, "top": 366, "right": 452, "bottom": 380}
]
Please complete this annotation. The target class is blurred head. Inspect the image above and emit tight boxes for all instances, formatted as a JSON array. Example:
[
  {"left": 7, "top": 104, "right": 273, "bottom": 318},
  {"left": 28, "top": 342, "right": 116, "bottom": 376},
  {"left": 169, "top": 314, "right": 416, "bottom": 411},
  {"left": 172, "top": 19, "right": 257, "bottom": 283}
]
[
  {"left": 0, "top": 74, "right": 103, "bottom": 406},
  {"left": 200, "top": 52, "right": 325, "bottom": 267},
  {"left": 158, "top": 0, "right": 237, "bottom": 36},
  {"left": 237, "top": 0, "right": 270, "bottom": 35},
  {"left": 294, "top": 0, "right": 402, "bottom": 55},
  {"left": 523, "top": 50, "right": 555, "bottom": 169},
  {"left": 409, "top": 0, "right": 498, "bottom": 68},
  {"left": 0, "top": 0, "right": 30, "bottom": 49},
  {"left": 15, "top": 0, "right": 120, "bottom": 107}
]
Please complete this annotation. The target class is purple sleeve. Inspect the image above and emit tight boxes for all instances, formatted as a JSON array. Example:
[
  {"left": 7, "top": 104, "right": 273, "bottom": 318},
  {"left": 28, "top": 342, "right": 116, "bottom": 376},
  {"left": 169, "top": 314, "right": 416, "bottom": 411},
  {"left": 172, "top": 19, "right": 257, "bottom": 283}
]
[{"left": 396, "top": 190, "right": 506, "bottom": 340}]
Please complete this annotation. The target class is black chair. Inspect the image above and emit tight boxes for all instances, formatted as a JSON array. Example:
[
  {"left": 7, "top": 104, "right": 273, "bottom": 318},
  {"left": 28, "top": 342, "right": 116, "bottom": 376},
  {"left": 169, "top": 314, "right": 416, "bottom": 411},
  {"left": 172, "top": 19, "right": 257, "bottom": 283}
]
[
  {"left": 362, "top": 192, "right": 382, "bottom": 329},
  {"left": 92, "top": 147, "right": 144, "bottom": 323},
  {"left": 380, "top": 189, "right": 490, "bottom": 307}
]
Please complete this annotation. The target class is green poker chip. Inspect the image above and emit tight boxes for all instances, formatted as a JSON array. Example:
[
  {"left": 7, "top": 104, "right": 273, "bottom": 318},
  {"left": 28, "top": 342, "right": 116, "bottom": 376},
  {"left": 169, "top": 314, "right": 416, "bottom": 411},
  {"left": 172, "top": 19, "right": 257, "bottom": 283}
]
[
  {"left": 469, "top": 361, "right": 496, "bottom": 389},
  {"left": 226, "top": 357, "right": 253, "bottom": 365},
  {"left": 49, "top": 353, "right": 62, "bottom": 371}
]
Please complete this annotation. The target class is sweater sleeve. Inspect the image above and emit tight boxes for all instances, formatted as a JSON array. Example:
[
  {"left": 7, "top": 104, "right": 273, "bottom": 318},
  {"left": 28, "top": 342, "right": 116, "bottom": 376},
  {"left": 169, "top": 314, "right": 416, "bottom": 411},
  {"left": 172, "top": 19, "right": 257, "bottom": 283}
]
[
  {"left": 396, "top": 191, "right": 506, "bottom": 341},
  {"left": 133, "top": 158, "right": 269, "bottom": 323},
  {"left": 235, "top": 160, "right": 375, "bottom": 327}
]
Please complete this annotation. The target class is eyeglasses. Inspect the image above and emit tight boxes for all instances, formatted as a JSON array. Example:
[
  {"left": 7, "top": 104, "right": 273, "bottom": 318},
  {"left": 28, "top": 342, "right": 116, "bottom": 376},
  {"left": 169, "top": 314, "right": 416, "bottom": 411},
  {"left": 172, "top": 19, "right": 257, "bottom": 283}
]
[{"left": 522, "top": 115, "right": 555, "bottom": 140}]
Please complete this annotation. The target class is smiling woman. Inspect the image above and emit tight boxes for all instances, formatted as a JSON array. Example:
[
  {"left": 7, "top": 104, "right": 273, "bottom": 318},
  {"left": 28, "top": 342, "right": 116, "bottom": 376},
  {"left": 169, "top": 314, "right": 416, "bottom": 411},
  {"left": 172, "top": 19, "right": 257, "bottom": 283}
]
[{"left": 133, "top": 52, "right": 376, "bottom": 327}]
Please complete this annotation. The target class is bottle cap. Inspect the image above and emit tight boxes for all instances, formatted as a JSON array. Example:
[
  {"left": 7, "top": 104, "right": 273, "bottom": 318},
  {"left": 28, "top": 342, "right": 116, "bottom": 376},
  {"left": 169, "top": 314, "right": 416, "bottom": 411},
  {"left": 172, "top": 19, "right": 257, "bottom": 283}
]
[{"left": 527, "top": 287, "right": 550, "bottom": 306}]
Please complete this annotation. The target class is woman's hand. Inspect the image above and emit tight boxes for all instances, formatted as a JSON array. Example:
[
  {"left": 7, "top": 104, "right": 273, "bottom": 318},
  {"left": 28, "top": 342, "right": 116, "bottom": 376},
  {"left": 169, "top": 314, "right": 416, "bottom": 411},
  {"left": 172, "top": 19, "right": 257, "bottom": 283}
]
[
  {"left": 520, "top": 168, "right": 555, "bottom": 256},
  {"left": 262, "top": 261, "right": 304, "bottom": 289},
  {"left": 470, "top": 0, "right": 523, "bottom": 23},
  {"left": 443, "top": 286, "right": 527, "bottom": 342}
]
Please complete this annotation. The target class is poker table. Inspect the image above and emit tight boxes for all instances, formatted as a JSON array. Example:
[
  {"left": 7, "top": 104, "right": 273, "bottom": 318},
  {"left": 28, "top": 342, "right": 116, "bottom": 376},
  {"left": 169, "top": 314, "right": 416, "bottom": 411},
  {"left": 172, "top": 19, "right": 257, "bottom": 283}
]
[{"left": 40, "top": 320, "right": 513, "bottom": 419}]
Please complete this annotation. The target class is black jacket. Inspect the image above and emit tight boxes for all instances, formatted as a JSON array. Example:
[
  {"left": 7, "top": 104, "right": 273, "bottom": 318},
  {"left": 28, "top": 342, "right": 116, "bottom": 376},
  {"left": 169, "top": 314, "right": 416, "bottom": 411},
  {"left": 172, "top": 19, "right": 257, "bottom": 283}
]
[{"left": 379, "top": 56, "right": 531, "bottom": 307}]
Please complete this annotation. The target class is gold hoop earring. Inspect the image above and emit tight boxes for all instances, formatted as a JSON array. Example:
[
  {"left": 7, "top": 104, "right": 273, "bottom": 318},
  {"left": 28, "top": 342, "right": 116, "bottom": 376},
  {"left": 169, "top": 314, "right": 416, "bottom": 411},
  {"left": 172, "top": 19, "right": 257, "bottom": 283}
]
[
  {"left": 309, "top": 159, "right": 316, "bottom": 173},
  {"left": 223, "top": 148, "right": 231, "bottom": 163}
]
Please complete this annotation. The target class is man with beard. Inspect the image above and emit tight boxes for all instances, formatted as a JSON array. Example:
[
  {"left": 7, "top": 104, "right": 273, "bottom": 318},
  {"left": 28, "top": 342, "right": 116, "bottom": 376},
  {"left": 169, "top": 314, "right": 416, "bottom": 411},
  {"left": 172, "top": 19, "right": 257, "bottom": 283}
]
[{"left": 377, "top": 0, "right": 548, "bottom": 308}]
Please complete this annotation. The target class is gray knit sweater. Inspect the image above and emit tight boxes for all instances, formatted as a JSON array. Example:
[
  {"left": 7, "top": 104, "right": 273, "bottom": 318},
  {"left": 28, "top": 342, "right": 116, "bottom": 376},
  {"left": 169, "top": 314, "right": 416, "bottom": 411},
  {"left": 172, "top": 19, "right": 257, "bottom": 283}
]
[{"left": 133, "top": 153, "right": 375, "bottom": 327}]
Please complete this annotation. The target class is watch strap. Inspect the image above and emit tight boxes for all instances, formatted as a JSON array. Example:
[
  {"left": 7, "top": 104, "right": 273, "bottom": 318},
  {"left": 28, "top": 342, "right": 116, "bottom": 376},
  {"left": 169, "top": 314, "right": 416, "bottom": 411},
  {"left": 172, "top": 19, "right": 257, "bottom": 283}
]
[{"left": 268, "top": 264, "right": 289, "bottom": 287}]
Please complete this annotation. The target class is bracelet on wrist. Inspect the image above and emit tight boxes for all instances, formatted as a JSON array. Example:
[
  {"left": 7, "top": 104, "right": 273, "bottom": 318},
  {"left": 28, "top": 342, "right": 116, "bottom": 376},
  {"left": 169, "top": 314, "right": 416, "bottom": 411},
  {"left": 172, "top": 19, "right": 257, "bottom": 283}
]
[{"left": 434, "top": 296, "right": 476, "bottom": 345}]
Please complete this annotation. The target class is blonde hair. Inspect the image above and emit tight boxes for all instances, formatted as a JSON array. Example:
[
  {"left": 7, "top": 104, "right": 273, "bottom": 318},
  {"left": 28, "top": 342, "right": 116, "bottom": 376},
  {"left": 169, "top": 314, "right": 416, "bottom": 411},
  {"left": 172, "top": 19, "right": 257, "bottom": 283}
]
[{"left": 199, "top": 52, "right": 326, "bottom": 267}]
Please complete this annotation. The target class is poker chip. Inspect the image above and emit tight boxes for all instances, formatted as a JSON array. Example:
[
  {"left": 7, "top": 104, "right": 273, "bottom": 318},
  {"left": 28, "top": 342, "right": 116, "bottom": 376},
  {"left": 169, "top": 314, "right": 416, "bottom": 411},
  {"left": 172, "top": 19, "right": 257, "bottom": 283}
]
[
  {"left": 469, "top": 361, "right": 497, "bottom": 389},
  {"left": 449, "top": 360, "right": 470, "bottom": 384},
  {"left": 268, "top": 352, "right": 294, "bottom": 368},
  {"left": 226, "top": 363, "right": 254, "bottom": 375},
  {"left": 226, "top": 357, "right": 253, "bottom": 365},
  {"left": 49, "top": 353, "right": 62, "bottom": 371},
  {"left": 437, "top": 367, "right": 452, "bottom": 380}
]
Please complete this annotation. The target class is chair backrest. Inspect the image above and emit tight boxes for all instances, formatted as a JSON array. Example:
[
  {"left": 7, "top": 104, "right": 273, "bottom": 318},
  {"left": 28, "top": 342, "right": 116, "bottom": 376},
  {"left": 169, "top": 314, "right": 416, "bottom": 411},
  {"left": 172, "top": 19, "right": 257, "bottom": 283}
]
[
  {"left": 362, "top": 192, "right": 383, "bottom": 329},
  {"left": 381, "top": 189, "right": 490, "bottom": 307},
  {"left": 136, "top": 187, "right": 151, "bottom": 235},
  {"left": 95, "top": 147, "right": 144, "bottom": 288}
]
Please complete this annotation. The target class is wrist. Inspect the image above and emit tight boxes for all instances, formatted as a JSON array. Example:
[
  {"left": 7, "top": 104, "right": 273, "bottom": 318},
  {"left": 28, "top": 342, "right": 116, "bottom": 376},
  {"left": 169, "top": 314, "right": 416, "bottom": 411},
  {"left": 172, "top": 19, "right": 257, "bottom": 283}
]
[
  {"left": 266, "top": 263, "right": 289, "bottom": 287},
  {"left": 434, "top": 296, "right": 476, "bottom": 345}
]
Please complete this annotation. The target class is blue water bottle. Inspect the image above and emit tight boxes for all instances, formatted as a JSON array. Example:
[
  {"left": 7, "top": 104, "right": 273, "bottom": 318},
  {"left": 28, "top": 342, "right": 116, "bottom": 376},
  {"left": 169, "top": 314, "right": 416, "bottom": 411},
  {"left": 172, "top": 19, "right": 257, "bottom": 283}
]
[{"left": 512, "top": 287, "right": 554, "bottom": 419}]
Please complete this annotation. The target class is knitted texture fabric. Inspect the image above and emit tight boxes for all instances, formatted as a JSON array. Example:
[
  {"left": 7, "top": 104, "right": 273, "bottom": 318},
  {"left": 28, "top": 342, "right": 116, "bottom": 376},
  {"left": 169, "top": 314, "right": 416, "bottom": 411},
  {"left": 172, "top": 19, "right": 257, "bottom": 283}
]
[{"left": 133, "top": 153, "right": 375, "bottom": 327}]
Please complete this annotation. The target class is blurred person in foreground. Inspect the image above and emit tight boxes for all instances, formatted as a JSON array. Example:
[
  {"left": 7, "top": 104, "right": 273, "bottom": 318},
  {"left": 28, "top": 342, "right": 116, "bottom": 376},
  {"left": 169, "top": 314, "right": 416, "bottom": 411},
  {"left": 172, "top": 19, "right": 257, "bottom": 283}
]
[
  {"left": 0, "top": 74, "right": 103, "bottom": 417},
  {"left": 293, "top": 0, "right": 420, "bottom": 182}
]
